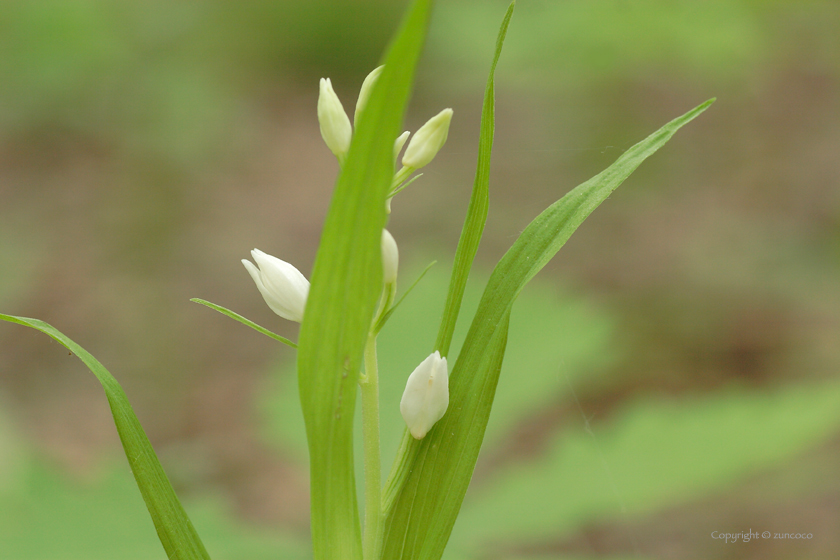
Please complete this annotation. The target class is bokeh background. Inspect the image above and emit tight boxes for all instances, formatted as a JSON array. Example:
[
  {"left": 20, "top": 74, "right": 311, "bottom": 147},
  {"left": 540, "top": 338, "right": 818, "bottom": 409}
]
[{"left": 1, "top": 0, "right": 839, "bottom": 559}]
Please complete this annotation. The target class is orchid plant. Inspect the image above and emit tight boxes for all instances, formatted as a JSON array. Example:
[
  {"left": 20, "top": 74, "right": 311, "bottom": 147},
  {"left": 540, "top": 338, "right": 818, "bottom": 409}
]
[{"left": 0, "top": 1, "right": 713, "bottom": 559}]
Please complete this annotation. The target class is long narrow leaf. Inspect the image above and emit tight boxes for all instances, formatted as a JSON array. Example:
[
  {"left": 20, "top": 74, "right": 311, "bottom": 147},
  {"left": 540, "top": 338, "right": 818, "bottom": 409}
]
[
  {"left": 295, "top": 1, "right": 434, "bottom": 559},
  {"left": 0, "top": 313, "right": 211, "bottom": 560},
  {"left": 381, "top": 99, "right": 715, "bottom": 559},
  {"left": 434, "top": 1, "right": 515, "bottom": 358}
]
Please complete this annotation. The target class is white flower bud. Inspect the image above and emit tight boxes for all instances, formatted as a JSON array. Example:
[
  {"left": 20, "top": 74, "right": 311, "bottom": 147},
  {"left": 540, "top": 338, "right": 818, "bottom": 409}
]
[
  {"left": 381, "top": 229, "right": 398, "bottom": 285},
  {"left": 394, "top": 130, "right": 410, "bottom": 163},
  {"left": 242, "top": 249, "right": 309, "bottom": 323},
  {"left": 318, "top": 78, "right": 352, "bottom": 161},
  {"left": 354, "top": 65, "right": 384, "bottom": 125},
  {"left": 400, "top": 351, "right": 449, "bottom": 439},
  {"left": 401, "top": 108, "right": 453, "bottom": 169}
]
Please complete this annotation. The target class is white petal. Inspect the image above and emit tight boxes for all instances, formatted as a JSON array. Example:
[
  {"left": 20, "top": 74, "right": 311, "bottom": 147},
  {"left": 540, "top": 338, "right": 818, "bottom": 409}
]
[
  {"left": 318, "top": 77, "right": 352, "bottom": 159},
  {"left": 242, "top": 249, "right": 309, "bottom": 322},
  {"left": 355, "top": 65, "right": 384, "bottom": 125},
  {"left": 381, "top": 229, "right": 398, "bottom": 285},
  {"left": 400, "top": 351, "right": 449, "bottom": 439},
  {"left": 402, "top": 108, "right": 453, "bottom": 169},
  {"left": 393, "top": 130, "right": 410, "bottom": 163}
]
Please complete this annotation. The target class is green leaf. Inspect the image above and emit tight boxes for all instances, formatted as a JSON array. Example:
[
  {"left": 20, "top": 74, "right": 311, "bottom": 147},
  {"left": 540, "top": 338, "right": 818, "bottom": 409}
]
[
  {"left": 294, "top": 1, "right": 434, "bottom": 559},
  {"left": 435, "top": 1, "right": 515, "bottom": 358},
  {"left": 381, "top": 99, "right": 715, "bottom": 559},
  {"left": 0, "top": 458, "right": 312, "bottom": 560},
  {"left": 0, "top": 313, "right": 210, "bottom": 560},
  {"left": 449, "top": 379, "right": 840, "bottom": 554},
  {"left": 190, "top": 298, "right": 297, "bottom": 348}
]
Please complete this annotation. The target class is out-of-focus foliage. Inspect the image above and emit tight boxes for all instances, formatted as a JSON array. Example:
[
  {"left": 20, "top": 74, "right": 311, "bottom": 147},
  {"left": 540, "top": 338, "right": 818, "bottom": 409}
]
[
  {"left": 449, "top": 378, "right": 840, "bottom": 558},
  {"left": 429, "top": 0, "right": 840, "bottom": 89},
  {"left": 0, "top": 399, "right": 311, "bottom": 559},
  {"left": 0, "top": 0, "right": 406, "bottom": 161},
  {"left": 0, "top": 458, "right": 311, "bottom": 560},
  {"left": 1, "top": 0, "right": 839, "bottom": 558}
]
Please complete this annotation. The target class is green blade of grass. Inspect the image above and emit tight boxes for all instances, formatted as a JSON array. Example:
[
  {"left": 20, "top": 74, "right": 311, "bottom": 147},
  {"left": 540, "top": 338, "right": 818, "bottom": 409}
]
[
  {"left": 435, "top": 1, "right": 515, "bottom": 359},
  {"left": 381, "top": 99, "right": 715, "bottom": 559},
  {"left": 294, "top": 1, "right": 434, "bottom": 559},
  {"left": 0, "top": 313, "right": 211, "bottom": 560},
  {"left": 190, "top": 298, "right": 297, "bottom": 348}
]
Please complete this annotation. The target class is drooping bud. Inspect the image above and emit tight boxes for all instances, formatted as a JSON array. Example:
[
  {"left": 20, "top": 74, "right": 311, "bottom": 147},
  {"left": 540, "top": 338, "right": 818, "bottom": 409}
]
[
  {"left": 354, "top": 65, "right": 384, "bottom": 125},
  {"left": 393, "top": 131, "right": 410, "bottom": 163},
  {"left": 402, "top": 108, "right": 453, "bottom": 169},
  {"left": 381, "top": 229, "right": 398, "bottom": 285},
  {"left": 318, "top": 78, "right": 352, "bottom": 161},
  {"left": 400, "top": 351, "right": 449, "bottom": 439},
  {"left": 241, "top": 249, "right": 309, "bottom": 323}
]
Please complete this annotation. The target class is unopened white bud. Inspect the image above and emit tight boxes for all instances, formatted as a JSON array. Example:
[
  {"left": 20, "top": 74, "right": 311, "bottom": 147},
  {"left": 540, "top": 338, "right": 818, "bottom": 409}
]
[
  {"left": 394, "top": 131, "right": 410, "bottom": 163},
  {"left": 354, "top": 65, "right": 384, "bottom": 125},
  {"left": 318, "top": 78, "right": 352, "bottom": 161},
  {"left": 402, "top": 108, "right": 453, "bottom": 169},
  {"left": 400, "top": 351, "right": 449, "bottom": 439},
  {"left": 381, "top": 229, "right": 398, "bottom": 285},
  {"left": 242, "top": 249, "right": 309, "bottom": 323}
]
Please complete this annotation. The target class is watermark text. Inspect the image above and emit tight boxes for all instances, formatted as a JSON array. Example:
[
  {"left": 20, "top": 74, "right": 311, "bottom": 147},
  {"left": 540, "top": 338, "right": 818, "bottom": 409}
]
[{"left": 711, "top": 530, "right": 813, "bottom": 543}]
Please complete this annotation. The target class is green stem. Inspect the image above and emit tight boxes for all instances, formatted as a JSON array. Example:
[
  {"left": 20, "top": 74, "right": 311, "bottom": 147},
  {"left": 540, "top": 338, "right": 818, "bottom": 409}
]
[
  {"left": 390, "top": 165, "right": 415, "bottom": 191},
  {"left": 360, "top": 330, "right": 382, "bottom": 560},
  {"left": 359, "top": 281, "right": 394, "bottom": 559}
]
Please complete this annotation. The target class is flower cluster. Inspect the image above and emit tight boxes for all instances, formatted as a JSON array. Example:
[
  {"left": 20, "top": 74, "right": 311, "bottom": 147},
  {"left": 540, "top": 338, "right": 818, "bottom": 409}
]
[
  {"left": 318, "top": 65, "right": 453, "bottom": 213},
  {"left": 243, "top": 67, "right": 451, "bottom": 439}
]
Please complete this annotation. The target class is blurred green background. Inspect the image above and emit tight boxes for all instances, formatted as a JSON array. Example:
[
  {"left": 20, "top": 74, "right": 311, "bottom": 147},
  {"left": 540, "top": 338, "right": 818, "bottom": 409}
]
[{"left": 1, "top": 0, "right": 839, "bottom": 559}]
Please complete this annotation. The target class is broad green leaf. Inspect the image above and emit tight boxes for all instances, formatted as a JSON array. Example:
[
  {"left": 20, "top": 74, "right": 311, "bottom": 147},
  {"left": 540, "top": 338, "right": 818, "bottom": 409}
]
[
  {"left": 0, "top": 314, "right": 210, "bottom": 560},
  {"left": 294, "top": 1, "right": 433, "bottom": 558},
  {"left": 190, "top": 298, "right": 297, "bottom": 348},
  {"left": 449, "top": 379, "right": 840, "bottom": 555},
  {"left": 381, "top": 99, "right": 715, "bottom": 559},
  {"left": 0, "top": 457, "right": 310, "bottom": 560},
  {"left": 435, "top": 1, "right": 515, "bottom": 358}
]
